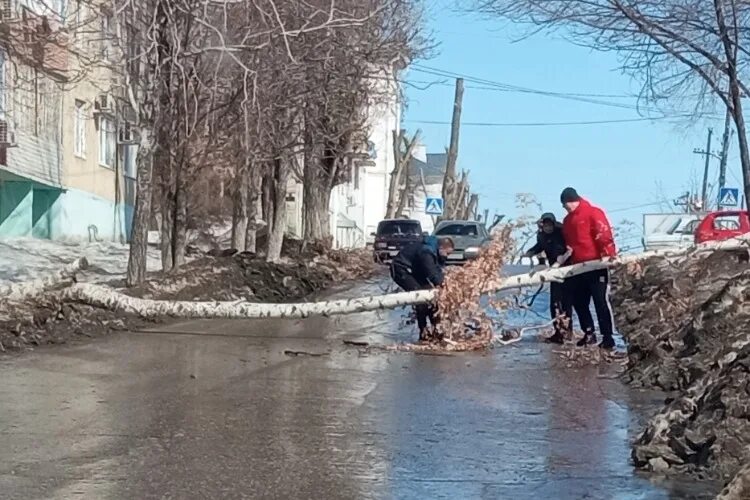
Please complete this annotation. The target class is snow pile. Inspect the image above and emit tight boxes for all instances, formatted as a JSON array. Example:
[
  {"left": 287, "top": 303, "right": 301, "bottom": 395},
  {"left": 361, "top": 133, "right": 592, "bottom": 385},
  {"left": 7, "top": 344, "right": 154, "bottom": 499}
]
[{"left": 0, "top": 238, "right": 161, "bottom": 285}]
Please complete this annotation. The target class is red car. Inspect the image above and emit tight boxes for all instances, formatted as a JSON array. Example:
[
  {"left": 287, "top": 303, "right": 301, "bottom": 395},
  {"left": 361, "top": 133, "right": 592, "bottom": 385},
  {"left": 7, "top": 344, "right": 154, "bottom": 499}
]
[{"left": 694, "top": 210, "right": 750, "bottom": 244}]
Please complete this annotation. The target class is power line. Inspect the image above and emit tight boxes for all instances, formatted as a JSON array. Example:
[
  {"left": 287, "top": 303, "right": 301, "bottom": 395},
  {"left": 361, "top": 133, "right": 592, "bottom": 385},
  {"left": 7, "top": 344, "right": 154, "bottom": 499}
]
[
  {"left": 406, "top": 115, "right": 692, "bottom": 127},
  {"left": 608, "top": 202, "right": 666, "bottom": 213},
  {"left": 403, "top": 79, "right": 639, "bottom": 99},
  {"left": 410, "top": 64, "right": 665, "bottom": 114}
]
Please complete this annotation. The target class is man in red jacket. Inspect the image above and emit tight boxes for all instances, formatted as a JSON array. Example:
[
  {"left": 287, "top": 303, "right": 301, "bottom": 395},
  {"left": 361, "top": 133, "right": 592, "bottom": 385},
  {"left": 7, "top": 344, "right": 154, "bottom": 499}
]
[{"left": 560, "top": 187, "right": 617, "bottom": 349}]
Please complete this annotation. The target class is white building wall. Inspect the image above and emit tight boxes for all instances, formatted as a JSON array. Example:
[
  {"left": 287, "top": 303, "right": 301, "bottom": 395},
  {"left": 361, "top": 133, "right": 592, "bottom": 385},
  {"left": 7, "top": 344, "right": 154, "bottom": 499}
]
[
  {"left": 284, "top": 69, "right": 400, "bottom": 248},
  {"left": 328, "top": 70, "right": 400, "bottom": 249}
]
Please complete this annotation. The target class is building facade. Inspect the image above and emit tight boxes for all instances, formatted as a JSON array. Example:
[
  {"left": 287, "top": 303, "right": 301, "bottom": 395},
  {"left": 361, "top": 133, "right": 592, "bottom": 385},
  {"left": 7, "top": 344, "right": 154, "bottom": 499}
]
[
  {"left": 327, "top": 71, "right": 401, "bottom": 248},
  {"left": 0, "top": 0, "right": 134, "bottom": 241}
]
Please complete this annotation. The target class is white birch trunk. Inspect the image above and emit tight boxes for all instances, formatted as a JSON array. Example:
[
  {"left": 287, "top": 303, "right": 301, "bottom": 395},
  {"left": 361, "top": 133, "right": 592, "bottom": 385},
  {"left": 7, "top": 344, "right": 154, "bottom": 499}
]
[
  {"left": 61, "top": 235, "right": 750, "bottom": 320},
  {"left": 64, "top": 284, "right": 437, "bottom": 319},
  {"left": 1, "top": 258, "right": 89, "bottom": 301}
]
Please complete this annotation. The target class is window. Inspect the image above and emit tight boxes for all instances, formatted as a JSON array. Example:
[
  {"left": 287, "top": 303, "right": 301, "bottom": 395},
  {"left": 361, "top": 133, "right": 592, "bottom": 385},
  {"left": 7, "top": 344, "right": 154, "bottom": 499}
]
[
  {"left": 98, "top": 116, "right": 116, "bottom": 167},
  {"left": 714, "top": 215, "right": 741, "bottom": 231},
  {"left": 682, "top": 219, "right": 700, "bottom": 235},
  {"left": 436, "top": 223, "right": 479, "bottom": 237},
  {"left": 74, "top": 100, "right": 86, "bottom": 157},
  {"left": 376, "top": 220, "right": 422, "bottom": 236}
]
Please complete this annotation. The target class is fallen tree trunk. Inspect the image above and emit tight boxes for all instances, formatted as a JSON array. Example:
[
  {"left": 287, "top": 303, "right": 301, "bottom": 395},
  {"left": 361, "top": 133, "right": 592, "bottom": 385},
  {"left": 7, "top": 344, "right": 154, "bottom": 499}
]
[
  {"left": 64, "top": 284, "right": 437, "bottom": 319},
  {"left": 0, "top": 258, "right": 89, "bottom": 301},
  {"left": 62, "top": 236, "right": 750, "bottom": 320}
]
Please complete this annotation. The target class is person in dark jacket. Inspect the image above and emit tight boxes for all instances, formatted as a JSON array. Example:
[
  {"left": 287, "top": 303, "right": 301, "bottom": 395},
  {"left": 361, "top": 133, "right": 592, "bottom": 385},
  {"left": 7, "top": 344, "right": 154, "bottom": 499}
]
[
  {"left": 524, "top": 213, "right": 573, "bottom": 344},
  {"left": 391, "top": 235, "right": 455, "bottom": 340}
]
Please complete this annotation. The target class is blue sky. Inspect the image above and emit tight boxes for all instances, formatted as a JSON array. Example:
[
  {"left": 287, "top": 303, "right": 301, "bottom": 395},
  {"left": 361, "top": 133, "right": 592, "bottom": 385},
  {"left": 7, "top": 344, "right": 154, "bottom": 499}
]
[{"left": 403, "top": 0, "right": 743, "bottom": 250}]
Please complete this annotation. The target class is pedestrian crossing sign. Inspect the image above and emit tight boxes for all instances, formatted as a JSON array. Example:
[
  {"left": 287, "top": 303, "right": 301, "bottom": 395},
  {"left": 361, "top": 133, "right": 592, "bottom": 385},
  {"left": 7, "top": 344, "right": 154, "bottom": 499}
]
[
  {"left": 425, "top": 197, "right": 444, "bottom": 215},
  {"left": 719, "top": 187, "right": 740, "bottom": 207}
]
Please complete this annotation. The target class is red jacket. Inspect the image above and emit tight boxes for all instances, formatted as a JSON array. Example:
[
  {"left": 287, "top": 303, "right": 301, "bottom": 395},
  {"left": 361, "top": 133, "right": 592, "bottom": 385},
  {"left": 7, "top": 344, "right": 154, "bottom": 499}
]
[{"left": 562, "top": 198, "right": 617, "bottom": 264}]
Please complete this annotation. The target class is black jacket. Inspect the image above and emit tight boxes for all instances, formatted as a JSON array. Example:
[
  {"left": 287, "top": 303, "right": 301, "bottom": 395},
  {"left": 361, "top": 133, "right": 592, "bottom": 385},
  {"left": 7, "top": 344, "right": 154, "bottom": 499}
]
[
  {"left": 527, "top": 223, "right": 567, "bottom": 264},
  {"left": 392, "top": 236, "right": 445, "bottom": 286}
]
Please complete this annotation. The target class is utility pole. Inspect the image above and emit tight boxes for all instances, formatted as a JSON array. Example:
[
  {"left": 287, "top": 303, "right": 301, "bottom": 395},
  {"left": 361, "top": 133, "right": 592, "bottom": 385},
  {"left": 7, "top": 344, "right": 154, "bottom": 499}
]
[
  {"left": 718, "top": 107, "right": 734, "bottom": 195},
  {"left": 693, "top": 128, "right": 713, "bottom": 211},
  {"left": 440, "top": 78, "right": 464, "bottom": 221}
]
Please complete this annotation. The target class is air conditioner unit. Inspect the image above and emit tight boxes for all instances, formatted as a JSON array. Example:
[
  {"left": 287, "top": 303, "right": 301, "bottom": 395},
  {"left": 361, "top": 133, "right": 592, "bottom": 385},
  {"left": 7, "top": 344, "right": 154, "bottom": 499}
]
[
  {"left": 0, "top": 119, "right": 18, "bottom": 147},
  {"left": 93, "top": 94, "right": 115, "bottom": 116},
  {"left": 0, "top": 0, "right": 14, "bottom": 22}
]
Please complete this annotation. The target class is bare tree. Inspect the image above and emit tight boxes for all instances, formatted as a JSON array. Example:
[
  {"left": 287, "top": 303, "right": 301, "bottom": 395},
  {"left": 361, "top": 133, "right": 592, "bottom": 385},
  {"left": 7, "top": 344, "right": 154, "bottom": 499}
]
[
  {"left": 2, "top": 0, "right": 427, "bottom": 283},
  {"left": 386, "top": 129, "right": 421, "bottom": 218},
  {"left": 473, "top": 0, "right": 750, "bottom": 209}
]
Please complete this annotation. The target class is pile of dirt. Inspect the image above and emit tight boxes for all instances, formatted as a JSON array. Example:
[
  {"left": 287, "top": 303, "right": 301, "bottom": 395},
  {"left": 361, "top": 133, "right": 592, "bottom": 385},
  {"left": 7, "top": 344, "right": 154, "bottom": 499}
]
[
  {"left": 611, "top": 250, "right": 749, "bottom": 391},
  {"left": 0, "top": 248, "right": 377, "bottom": 353},
  {"left": 611, "top": 248, "right": 750, "bottom": 489}
]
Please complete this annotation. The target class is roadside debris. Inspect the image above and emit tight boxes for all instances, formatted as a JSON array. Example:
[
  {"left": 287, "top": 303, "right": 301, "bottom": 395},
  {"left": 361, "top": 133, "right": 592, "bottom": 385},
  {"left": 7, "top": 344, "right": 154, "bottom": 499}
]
[
  {"left": 0, "top": 249, "right": 376, "bottom": 352},
  {"left": 612, "top": 249, "right": 750, "bottom": 488}
]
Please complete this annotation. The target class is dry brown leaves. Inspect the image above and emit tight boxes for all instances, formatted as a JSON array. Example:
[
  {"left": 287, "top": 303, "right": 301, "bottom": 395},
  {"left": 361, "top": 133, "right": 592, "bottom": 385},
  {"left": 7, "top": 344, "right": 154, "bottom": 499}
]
[{"left": 411, "top": 226, "right": 515, "bottom": 351}]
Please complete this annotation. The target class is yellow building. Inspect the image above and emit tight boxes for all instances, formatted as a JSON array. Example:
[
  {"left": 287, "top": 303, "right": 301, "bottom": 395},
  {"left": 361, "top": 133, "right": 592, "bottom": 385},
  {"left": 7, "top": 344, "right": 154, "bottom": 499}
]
[{"left": 0, "top": 0, "right": 134, "bottom": 241}]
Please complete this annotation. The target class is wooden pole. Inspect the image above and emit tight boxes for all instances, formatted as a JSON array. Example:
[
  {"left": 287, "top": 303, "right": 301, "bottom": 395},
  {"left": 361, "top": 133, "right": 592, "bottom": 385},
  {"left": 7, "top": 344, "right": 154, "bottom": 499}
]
[{"left": 440, "top": 78, "right": 464, "bottom": 221}]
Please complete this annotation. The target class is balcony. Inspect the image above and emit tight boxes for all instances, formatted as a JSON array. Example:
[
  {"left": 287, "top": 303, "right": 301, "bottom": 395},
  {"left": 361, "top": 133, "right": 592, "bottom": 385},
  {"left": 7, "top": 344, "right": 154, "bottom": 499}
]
[{"left": 0, "top": 4, "right": 69, "bottom": 79}]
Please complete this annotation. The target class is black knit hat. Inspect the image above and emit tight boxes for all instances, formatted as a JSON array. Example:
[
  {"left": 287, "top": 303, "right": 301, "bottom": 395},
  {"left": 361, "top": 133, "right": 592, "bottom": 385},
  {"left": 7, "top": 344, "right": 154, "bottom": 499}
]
[
  {"left": 560, "top": 187, "right": 581, "bottom": 204},
  {"left": 539, "top": 212, "right": 556, "bottom": 223}
]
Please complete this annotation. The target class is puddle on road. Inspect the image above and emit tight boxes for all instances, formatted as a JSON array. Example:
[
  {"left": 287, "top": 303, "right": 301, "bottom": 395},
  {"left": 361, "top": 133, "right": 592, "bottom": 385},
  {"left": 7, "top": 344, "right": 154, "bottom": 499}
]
[
  {"left": 332, "top": 278, "right": 720, "bottom": 499},
  {"left": 0, "top": 276, "right": 721, "bottom": 499}
]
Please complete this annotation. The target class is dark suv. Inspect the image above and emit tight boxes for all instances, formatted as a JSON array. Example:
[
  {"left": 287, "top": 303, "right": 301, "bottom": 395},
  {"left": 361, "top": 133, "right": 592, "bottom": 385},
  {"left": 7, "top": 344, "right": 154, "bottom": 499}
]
[{"left": 372, "top": 219, "right": 423, "bottom": 263}]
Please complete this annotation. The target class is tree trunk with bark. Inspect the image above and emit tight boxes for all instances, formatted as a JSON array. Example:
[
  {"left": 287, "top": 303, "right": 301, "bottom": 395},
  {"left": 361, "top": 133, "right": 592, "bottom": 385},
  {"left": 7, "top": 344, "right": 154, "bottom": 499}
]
[
  {"left": 302, "top": 149, "right": 331, "bottom": 242},
  {"left": 245, "top": 163, "right": 262, "bottom": 253},
  {"left": 160, "top": 195, "right": 174, "bottom": 271},
  {"left": 465, "top": 193, "right": 479, "bottom": 221},
  {"left": 387, "top": 129, "right": 421, "bottom": 218},
  {"left": 266, "top": 157, "right": 290, "bottom": 262},
  {"left": 262, "top": 171, "right": 275, "bottom": 238},
  {"left": 171, "top": 167, "right": 188, "bottom": 269},
  {"left": 126, "top": 129, "right": 156, "bottom": 287},
  {"left": 69, "top": 236, "right": 750, "bottom": 320},
  {"left": 231, "top": 167, "right": 250, "bottom": 252}
]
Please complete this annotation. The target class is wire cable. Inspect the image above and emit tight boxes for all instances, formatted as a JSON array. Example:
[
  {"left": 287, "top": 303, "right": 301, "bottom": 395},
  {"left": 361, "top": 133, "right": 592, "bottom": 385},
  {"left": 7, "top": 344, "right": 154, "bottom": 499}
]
[{"left": 405, "top": 115, "right": 692, "bottom": 127}]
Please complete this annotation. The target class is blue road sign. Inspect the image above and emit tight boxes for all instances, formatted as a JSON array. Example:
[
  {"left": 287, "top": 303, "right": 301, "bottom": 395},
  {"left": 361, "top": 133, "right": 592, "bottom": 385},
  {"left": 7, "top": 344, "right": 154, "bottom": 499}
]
[
  {"left": 719, "top": 187, "right": 740, "bottom": 207},
  {"left": 425, "top": 197, "right": 444, "bottom": 215}
]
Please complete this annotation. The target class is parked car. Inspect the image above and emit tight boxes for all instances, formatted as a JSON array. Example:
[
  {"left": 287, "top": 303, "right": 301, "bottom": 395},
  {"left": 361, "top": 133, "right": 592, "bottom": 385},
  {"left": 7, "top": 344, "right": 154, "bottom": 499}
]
[
  {"left": 695, "top": 210, "right": 750, "bottom": 244},
  {"left": 642, "top": 213, "right": 703, "bottom": 251},
  {"left": 371, "top": 219, "right": 423, "bottom": 263},
  {"left": 432, "top": 220, "right": 490, "bottom": 264}
]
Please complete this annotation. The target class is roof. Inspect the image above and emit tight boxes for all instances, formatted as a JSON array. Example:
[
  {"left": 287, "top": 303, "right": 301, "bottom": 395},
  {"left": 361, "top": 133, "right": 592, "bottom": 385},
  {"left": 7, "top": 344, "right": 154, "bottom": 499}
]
[{"left": 408, "top": 153, "right": 447, "bottom": 184}]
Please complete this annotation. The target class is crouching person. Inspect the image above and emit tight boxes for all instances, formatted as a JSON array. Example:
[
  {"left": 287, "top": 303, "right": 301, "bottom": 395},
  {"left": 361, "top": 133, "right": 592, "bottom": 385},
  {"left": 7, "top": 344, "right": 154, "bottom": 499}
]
[{"left": 391, "top": 236, "right": 455, "bottom": 341}]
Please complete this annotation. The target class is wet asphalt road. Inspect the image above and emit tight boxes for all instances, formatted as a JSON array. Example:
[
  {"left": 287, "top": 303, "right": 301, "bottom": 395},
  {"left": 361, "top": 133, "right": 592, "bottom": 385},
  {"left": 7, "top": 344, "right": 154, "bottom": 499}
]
[{"left": 0, "top": 279, "right": 719, "bottom": 499}]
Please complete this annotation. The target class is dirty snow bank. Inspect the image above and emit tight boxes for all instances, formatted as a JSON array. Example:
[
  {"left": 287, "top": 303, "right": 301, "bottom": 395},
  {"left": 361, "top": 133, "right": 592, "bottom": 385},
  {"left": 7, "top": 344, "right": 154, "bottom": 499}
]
[
  {"left": 0, "top": 238, "right": 162, "bottom": 284},
  {"left": 0, "top": 243, "right": 377, "bottom": 353},
  {"left": 611, "top": 249, "right": 750, "bottom": 494}
]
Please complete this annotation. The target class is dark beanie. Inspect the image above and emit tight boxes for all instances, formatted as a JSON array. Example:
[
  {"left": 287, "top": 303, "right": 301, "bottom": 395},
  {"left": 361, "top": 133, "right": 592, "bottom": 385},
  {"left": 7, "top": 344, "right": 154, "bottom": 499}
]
[
  {"left": 539, "top": 212, "right": 556, "bottom": 223},
  {"left": 560, "top": 187, "right": 581, "bottom": 204}
]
